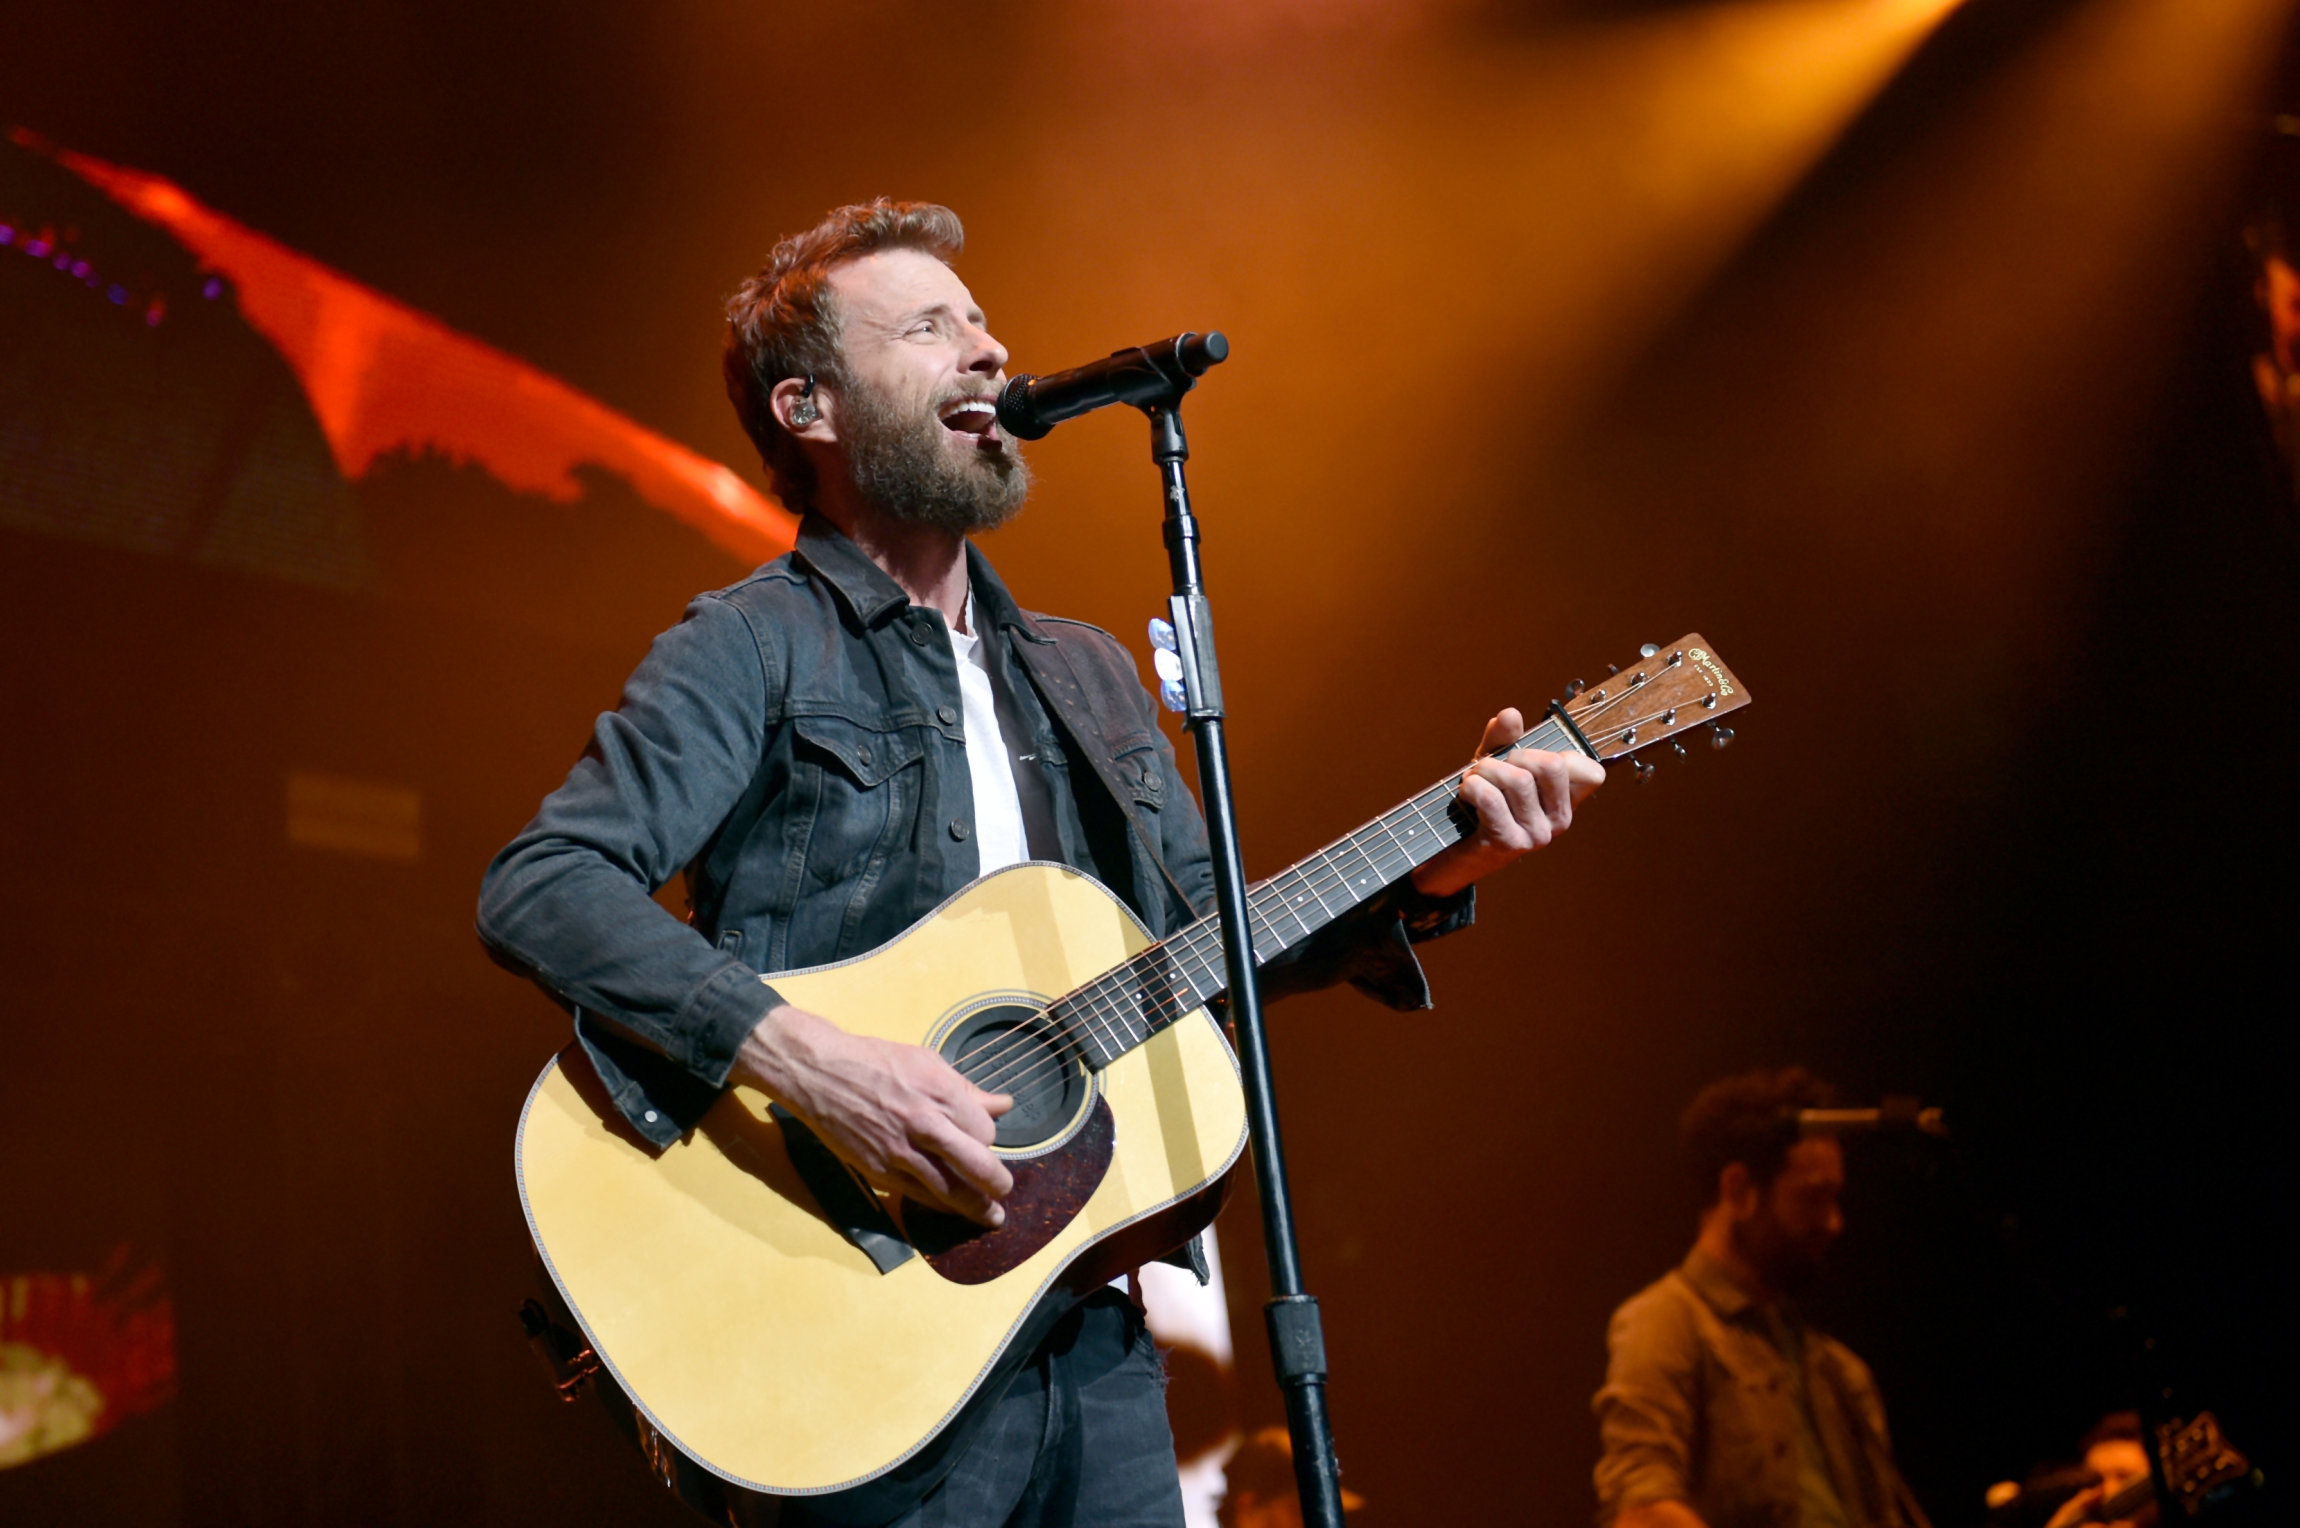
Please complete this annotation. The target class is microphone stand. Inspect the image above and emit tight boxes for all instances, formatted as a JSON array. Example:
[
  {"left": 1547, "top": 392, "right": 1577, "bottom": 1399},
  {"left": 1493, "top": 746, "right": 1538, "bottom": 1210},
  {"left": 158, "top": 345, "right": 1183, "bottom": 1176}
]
[{"left": 1123, "top": 347, "right": 1348, "bottom": 1528}]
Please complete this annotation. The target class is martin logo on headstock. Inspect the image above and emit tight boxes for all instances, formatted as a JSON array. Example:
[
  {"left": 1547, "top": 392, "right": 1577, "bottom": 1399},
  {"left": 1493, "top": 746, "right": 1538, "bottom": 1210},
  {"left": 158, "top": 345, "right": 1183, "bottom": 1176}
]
[{"left": 1533, "top": 633, "right": 1750, "bottom": 783}]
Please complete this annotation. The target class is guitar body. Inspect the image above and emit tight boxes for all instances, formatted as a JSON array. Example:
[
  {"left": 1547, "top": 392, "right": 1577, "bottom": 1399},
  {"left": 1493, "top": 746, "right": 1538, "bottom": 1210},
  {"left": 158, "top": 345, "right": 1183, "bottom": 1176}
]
[{"left": 516, "top": 861, "right": 1249, "bottom": 1513}]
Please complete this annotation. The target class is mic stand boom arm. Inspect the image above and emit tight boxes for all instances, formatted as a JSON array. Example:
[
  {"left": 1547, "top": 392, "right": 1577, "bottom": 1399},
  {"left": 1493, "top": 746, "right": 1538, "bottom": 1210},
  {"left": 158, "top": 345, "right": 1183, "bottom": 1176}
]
[{"left": 1121, "top": 339, "right": 1349, "bottom": 1528}]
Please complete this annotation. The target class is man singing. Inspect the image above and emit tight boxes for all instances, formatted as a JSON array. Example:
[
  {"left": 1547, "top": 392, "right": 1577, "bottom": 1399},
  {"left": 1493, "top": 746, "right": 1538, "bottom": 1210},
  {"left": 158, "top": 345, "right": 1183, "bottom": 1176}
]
[
  {"left": 478, "top": 199, "right": 1602, "bottom": 1527},
  {"left": 1594, "top": 1068, "right": 1931, "bottom": 1528}
]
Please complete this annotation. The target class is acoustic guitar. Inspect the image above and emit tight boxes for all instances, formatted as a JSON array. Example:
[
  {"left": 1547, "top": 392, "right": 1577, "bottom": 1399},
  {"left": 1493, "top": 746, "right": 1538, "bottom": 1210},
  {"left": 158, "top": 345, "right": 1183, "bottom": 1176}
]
[{"left": 515, "top": 636, "right": 1749, "bottom": 1522}]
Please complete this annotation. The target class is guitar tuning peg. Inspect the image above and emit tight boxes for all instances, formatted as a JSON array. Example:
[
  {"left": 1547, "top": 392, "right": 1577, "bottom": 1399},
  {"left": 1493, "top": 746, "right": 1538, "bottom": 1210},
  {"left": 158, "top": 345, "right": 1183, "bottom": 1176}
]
[
  {"left": 1564, "top": 678, "right": 1586, "bottom": 699},
  {"left": 1709, "top": 724, "right": 1735, "bottom": 750},
  {"left": 1606, "top": 664, "right": 1620, "bottom": 677},
  {"left": 1639, "top": 643, "right": 1659, "bottom": 658},
  {"left": 1670, "top": 740, "right": 1688, "bottom": 759},
  {"left": 1631, "top": 758, "right": 1656, "bottom": 783}
]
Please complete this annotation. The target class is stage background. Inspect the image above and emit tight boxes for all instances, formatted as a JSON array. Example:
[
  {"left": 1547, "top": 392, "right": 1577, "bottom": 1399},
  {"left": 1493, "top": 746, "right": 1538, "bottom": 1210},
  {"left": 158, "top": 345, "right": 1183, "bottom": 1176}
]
[{"left": 5, "top": 0, "right": 2297, "bottom": 1521}]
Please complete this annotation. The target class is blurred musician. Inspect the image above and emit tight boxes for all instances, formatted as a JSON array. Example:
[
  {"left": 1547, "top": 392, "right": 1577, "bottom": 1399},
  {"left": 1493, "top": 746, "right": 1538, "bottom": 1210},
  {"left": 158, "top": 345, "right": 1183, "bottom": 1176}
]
[
  {"left": 2042, "top": 1414, "right": 2157, "bottom": 1528},
  {"left": 1592, "top": 1067, "right": 1930, "bottom": 1528}
]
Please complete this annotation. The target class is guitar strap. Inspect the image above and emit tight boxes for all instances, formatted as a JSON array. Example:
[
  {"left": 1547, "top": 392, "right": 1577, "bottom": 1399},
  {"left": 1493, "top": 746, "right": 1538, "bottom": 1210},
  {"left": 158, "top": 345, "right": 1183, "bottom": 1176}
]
[
  {"left": 1009, "top": 629, "right": 1204, "bottom": 933},
  {"left": 1817, "top": 1344, "right": 1933, "bottom": 1528}
]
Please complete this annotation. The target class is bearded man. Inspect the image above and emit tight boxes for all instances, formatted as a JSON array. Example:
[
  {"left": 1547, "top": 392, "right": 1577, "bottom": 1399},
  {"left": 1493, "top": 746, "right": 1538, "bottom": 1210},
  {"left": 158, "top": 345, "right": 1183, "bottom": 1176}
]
[
  {"left": 1594, "top": 1068, "right": 1931, "bottom": 1528},
  {"left": 2042, "top": 1414, "right": 2158, "bottom": 1528},
  {"left": 478, "top": 199, "right": 1602, "bottom": 1528}
]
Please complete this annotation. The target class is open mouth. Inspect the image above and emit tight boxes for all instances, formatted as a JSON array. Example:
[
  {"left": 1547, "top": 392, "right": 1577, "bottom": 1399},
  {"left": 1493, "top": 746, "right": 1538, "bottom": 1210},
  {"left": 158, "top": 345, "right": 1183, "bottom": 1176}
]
[{"left": 938, "top": 395, "right": 1000, "bottom": 438}]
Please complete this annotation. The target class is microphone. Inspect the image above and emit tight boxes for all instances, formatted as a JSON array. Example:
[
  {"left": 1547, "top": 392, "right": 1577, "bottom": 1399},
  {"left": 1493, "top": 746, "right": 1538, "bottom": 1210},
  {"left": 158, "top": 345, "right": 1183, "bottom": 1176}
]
[
  {"left": 996, "top": 332, "right": 1229, "bottom": 440},
  {"left": 1795, "top": 1097, "right": 1948, "bottom": 1137}
]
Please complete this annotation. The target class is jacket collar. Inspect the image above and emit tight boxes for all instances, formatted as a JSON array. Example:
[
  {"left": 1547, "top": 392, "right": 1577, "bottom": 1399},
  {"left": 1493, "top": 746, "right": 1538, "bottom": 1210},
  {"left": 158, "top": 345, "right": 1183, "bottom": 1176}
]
[
  {"left": 793, "top": 513, "right": 911, "bottom": 627},
  {"left": 1679, "top": 1247, "right": 1762, "bottom": 1322},
  {"left": 965, "top": 539, "right": 1054, "bottom": 646},
  {"left": 794, "top": 511, "right": 1054, "bottom": 645}
]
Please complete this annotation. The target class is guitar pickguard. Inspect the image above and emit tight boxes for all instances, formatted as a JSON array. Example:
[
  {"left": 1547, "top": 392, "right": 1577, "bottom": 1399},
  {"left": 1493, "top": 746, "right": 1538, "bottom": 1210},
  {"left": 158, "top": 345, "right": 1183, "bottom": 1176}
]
[{"left": 901, "top": 1096, "right": 1116, "bottom": 1285}]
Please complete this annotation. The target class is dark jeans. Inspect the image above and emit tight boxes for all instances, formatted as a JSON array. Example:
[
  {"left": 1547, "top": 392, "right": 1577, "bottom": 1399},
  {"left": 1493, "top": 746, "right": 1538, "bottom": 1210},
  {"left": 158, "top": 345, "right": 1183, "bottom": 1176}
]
[{"left": 887, "top": 1291, "right": 1183, "bottom": 1528}]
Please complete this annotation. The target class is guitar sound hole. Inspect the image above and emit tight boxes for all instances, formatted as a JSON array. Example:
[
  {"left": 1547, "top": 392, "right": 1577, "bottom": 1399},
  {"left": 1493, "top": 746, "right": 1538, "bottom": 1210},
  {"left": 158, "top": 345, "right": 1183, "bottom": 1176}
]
[{"left": 938, "top": 1004, "right": 1087, "bottom": 1150}]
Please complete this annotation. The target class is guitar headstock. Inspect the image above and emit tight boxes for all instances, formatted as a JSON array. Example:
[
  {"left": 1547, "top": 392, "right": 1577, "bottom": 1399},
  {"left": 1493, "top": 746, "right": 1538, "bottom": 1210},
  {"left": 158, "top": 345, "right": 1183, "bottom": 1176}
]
[
  {"left": 2159, "top": 1411, "right": 2254, "bottom": 1518},
  {"left": 1542, "top": 634, "right": 1751, "bottom": 781}
]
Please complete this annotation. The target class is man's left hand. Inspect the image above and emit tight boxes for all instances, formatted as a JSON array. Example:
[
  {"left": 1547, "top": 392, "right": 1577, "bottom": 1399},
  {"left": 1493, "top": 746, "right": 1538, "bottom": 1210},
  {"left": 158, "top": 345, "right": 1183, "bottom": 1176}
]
[{"left": 1410, "top": 708, "right": 1605, "bottom": 898}]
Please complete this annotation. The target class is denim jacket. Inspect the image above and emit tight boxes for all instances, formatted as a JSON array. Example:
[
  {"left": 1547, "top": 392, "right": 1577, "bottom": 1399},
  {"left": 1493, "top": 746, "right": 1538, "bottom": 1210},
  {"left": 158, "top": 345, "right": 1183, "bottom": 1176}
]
[{"left": 477, "top": 515, "right": 1471, "bottom": 1150}]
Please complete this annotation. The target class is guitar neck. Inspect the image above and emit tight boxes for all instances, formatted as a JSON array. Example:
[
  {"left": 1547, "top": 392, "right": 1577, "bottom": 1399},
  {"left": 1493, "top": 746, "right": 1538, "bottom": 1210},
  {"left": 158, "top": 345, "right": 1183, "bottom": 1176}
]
[
  {"left": 2098, "top": 1477, "right": 2153, "bottom": 1522},
  {"left": 1050, "top": 711, "right": 1587, "bottom": 1068}
]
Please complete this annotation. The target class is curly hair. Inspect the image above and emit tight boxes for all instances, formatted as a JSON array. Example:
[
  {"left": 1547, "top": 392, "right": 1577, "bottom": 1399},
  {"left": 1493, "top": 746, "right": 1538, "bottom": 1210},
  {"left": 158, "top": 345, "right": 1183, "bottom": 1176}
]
[
  {"left": 723, "top": 199, "right": 967, "bottom": 514},
  {"left": 1679, "top": 1065, "right": 1837, "bottom": 1208}
]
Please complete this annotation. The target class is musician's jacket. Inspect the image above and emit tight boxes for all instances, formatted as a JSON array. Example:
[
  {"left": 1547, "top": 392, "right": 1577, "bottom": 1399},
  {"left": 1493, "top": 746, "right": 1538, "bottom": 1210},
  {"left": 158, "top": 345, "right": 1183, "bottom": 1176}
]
[
  {"left": 477, "top": 513, "right": 1470, "bottom": 1160},
  {"left": 1593, "top": 1250, "right": 1930, "bottom": 1528}
]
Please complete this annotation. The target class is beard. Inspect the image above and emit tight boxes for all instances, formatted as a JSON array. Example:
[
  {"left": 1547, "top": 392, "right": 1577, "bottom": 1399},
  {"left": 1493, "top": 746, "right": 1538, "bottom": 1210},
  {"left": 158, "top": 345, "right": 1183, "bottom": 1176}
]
[
  {"left": 839, "top": 376, "right": 1031, "bottom": 535},
  {"left": 1735, "top": 1212, "right": 1831, "bottom": 1298}
]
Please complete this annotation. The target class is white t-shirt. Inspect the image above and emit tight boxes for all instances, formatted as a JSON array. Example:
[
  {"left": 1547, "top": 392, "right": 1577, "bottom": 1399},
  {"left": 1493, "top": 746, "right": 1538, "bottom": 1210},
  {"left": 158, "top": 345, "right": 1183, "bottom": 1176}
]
[
  {"left": 944, "top": 591, "right": 1058, "bottom": 872},
  {"left": 945, "top": 593, "right": 1030, "bottom": 873}
]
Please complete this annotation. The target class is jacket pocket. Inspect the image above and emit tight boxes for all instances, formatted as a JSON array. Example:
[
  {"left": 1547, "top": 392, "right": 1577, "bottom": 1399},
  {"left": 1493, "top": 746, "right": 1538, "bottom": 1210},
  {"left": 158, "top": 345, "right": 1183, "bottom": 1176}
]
[{"left": 788, "top": 715, "right": 928, "bottom": 891}]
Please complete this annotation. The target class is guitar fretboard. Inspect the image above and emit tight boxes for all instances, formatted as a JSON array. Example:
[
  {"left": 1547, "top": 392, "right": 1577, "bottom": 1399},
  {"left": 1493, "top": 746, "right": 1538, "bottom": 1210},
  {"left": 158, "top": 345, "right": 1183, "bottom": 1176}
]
[{"left": 1046, "top": 715, "right": 1580, "bottom": 1068}]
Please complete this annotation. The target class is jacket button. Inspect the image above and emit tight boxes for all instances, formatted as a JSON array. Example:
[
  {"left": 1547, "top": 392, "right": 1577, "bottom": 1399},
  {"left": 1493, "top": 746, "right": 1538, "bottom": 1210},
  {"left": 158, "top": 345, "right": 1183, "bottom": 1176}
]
[
  {"left": 909, "top": 625, "right": 929, "bottom": 646},
  {"left": 1143, "top": 769, "right": 1161, "bottom": 790},
  {"left": 857, "top": 746, "right": 873, "bottom": 765},
  {"left": 937, "top": 704, "right": 958, "bottom": 725},
  {"left": 949, "top": 819, "right": 971, "bottom": 841}
]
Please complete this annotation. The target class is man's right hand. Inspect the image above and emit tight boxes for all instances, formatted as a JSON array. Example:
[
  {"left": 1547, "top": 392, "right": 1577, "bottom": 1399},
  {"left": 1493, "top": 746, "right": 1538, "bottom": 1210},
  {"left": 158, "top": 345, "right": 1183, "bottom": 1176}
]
[{"left": 732, "top": 1002, "right": 1015, "bottom": 1227}]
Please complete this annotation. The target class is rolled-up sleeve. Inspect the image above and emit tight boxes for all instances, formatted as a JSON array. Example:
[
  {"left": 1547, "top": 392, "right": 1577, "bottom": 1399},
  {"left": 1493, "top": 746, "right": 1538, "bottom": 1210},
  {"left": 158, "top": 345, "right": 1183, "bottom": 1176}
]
[
  {"left": 476, "top": 593, "right": 784, "bottom": 1137},
  {"left": 1594, "top": 1284, "right": 1702, "bottom": 1521}
]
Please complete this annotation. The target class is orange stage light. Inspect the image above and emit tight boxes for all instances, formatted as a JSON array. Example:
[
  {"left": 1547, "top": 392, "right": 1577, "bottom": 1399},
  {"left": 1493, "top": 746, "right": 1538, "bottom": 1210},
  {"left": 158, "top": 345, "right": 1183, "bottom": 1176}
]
[
  {"left": 32, "top": 139, "right": 795, "bottom": 568},
  {"left": 0, "top": 1252, "right": 174, "bottom": 1471}
]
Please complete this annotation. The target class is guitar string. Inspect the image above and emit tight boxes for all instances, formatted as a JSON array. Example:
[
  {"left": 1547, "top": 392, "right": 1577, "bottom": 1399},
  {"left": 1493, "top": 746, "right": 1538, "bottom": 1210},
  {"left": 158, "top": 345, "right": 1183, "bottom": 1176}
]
[
  {"left": 964, "top": 791, "right": 1459, "bottom": 1103},
  {"left": 957, "top": 698, "right": 1687, "bottom": 1103},
  {"left": 952, "top": 739, "right": 1509, "bottom": 1094},
  {"left": 949, "top": 690, "right": 1702, "bottom": 1098},
  {"left": 959, "top": 843, "right": 1400, "bottom": 1101},
  {"left": 965, "top": 786, "right": 1473, "bottom": 1105},
  {"left": 958, "top": 751, "right": 1520, "bottom": 1099},
  {"left": 967, "top": 689, "right": 1646, "bottom": 1073},
  {"left": 951, "top": 695, "right": 1690, "bottom": 1099}
]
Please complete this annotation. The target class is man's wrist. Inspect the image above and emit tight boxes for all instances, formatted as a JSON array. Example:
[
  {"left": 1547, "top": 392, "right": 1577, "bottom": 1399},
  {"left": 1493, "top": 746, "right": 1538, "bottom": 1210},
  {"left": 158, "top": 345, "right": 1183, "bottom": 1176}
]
[{"left": 735, "top": 999, "right": 814, "bottom": 1095}]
